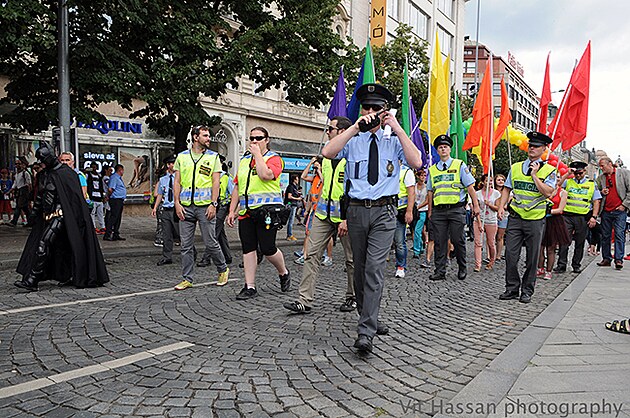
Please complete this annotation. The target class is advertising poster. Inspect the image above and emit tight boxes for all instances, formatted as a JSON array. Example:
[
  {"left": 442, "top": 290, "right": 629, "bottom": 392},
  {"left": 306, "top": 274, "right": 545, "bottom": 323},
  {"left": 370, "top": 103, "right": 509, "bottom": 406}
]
[
  {"left": 118, "top": 147, "right": 152, "bottom": 196},
  {"left": 79, "top": 144, "right": 118, "bottom": 173}
]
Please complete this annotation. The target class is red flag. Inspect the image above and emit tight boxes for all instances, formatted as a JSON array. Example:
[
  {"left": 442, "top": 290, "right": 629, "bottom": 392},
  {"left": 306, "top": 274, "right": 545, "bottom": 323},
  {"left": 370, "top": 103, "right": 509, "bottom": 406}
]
[
  {"left": 493, "top": 77, "right": 512, "bottom": 152},
  {"left": 548, "top": 42, "right": 591, "bottom": 151},
  {"left": 537, "top": 53, "right": 551, "bottom": 134},
  {"left": 463, "top": 58, "right": 492, "bottom": 152}
]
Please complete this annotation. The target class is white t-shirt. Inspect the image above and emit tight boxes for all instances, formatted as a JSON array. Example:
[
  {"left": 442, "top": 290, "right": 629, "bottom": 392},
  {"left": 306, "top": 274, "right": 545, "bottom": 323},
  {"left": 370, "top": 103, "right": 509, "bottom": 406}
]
[
  {"left": 476, "top": 189, "right": 501, "bottom": 224},
  {"left": 415, "top": 184, "right": 428, "bottom": 212}
]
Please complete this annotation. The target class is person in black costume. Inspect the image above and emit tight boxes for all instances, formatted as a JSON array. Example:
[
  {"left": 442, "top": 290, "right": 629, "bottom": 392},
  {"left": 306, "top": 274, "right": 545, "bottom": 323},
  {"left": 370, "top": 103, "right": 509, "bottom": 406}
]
[{"left": 14, "top": 142, "right": 109, "bottom": 291}]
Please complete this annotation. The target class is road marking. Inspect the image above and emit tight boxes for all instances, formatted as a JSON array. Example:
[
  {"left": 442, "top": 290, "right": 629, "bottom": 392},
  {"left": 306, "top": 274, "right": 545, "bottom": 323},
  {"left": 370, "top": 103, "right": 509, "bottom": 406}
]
[
  {"left": 0, "top": 341, "right": 194, "bottom": 399},
  {"left": 0, "top": 278, "right": 239, "bottom": 316}
]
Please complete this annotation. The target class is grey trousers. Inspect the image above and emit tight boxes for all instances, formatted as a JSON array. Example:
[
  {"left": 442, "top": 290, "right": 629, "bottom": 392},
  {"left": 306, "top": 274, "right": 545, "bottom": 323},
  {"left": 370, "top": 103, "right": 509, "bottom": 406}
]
[
  {"left": 179, "top": 205, "right": 227, "bottom": 281},
  {"left": 557, "top": 215, "right": 587, "bottom": 271},
  {"left": 347, "top": 204, "right": 396, "bottom": 338},
  {"left": 160, "top": 208, "right": 177, "bottom": 261},
  {"left": 504, "top": 215, "right": 546, "bottom": 296},
  {"left": 431, "top": 205, "right": 467, "bottom": 277},
  {"left": 298, "top": 216, "right": 354, "bottom": 307}
]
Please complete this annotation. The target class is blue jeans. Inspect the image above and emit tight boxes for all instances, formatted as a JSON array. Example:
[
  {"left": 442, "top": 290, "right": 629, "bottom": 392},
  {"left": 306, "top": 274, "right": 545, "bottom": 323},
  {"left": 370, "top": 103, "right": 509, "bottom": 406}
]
[
  {"left": 394, "top": 219, "right": 408, "bottom": 269},
  {"left": 413, "top": 212, "right": 427, "bottom": 255},
  {"left": 286, "top": 205, "right": 297, "bottom": 237},
  {"left": 601, "top": 210, "right": 628, "bottom": 262}
]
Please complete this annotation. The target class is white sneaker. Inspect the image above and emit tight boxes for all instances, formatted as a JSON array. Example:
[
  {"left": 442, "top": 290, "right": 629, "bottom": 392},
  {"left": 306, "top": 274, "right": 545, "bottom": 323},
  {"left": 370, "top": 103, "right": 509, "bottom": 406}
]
[
  {"left": 395, "top": 268, "right": 405, "bottom": 278},
  {"left": 294, "top": 255, "right": 305, "bottom": 265},
  {"left": 321, "top": 256, "right": 333, "bottom": 267}
]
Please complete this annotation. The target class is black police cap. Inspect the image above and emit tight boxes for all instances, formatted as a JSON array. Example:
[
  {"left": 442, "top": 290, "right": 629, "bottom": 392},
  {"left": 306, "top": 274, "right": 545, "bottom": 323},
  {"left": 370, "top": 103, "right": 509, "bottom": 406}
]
[
  {"left": 569, "top": 161, "right": 588, "bottom": 170},
  {"left": 526, "top": 131, "right": 553, "bottom": 147},
  {"left": 433, "top": 134, "right": 453, "bottom": 148},
  {"left": 163, "top": 155, "right": 176, "bottom": 164},
  {"left": 356, "top": 83, "right": 394, "bottom": 106}
]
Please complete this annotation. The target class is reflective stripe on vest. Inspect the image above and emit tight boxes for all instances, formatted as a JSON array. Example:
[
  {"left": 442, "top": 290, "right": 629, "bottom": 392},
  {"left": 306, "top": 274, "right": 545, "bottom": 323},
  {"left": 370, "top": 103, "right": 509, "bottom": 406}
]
[
  {"left": 564, "top": 178, "right": 594, "bottom": 215},
  {"left": 398, "top": 167, "right": 411, "bottom": 209},
  {"left": 177, "top": 150, "right": 220, "bottom": 206},
  {"left": 219, "top": 173, "right": 231, "bottom": 205},
  {"left": 237, "top": 152, "right": 283, "bottom": 215},
  {"left": 315, "top": 158, "right": 346, "bottom": 223},
  {"left": 429, "top": 160, "right": 464, "bottom": 205},
  {"left": 509, "top": 161, "right": 555, "bottom": 220}
]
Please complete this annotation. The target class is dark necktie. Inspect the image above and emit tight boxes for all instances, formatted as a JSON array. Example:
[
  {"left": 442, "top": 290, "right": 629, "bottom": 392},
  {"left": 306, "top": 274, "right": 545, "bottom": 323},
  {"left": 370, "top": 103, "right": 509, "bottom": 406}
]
[
  {"left": 442, "top": 162, "right": 447, "bottom": 170},
  {"left": 368, "top": 134, "right": 379, "bottom": 186},
  {"left": 168, "top": 174, "right": 173, "bottom": 202}
]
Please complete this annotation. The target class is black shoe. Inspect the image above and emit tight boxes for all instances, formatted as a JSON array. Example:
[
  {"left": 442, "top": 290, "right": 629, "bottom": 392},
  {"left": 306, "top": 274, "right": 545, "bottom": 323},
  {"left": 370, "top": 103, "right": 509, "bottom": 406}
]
[
  {"left": 283, "top": 301, "right": 312, "bottom": 314},
  {"left": 615, "top": 260, "right": 623, "bottom": 270},
  {"left": 353, "top": 334, "right": 373, "bottom": 353},
  {"left": 420, "top": 262, "right": 430, "bottom": 269},
  {"left": 7, "top": 222, "right": 16, "bottom": 227},
  {"left": 103, "top": 236, "right": 114, "bottom": 241},
  {"left": 196, "top": 259, "right": 212, "bottom": 267},
  {"left": 14, "top": 277, "right": 38, "bottom": 292},
  {"left": 113, "top": 236, "right": 126, "bottom": 241},
  {"left": 238, "top": 262, "right": 244, "bottom": 268},
  {"left": 572, "top": 267, "right": 582, "bottom": 274},
  {"left": 339, "top": 298, "right": 357, "bottom": 312},
  {"left": 499, "top": 291, "right": 519, "bottom": 300},
  {"left": 597, "top": 259, "right": 612, "bottom": 267},
  {"left": 376, "top": 323, "right": 389, "bottom": 336},
  {"left": 279, "top": 270, "right": 291, "bottom": 292},
  {"left": 157, "top": 259, "right": 173, "bottom": 266},
  {"left": 552, "top": 267, "right": 566, "bottom": 273},
  {"left": 429, "top": 274, "right": 446, "bottom": 281},
  {"left": 225, "top": 259, "right": 233, "bottom": 265},
  {"left": 519, "top": 294, "right": 532, "bottom": 304},
  {"left": 236, "top": 286, "right": 258, "bottom": 300},
  {"left": 458, "top": 269, "right": 467, "bottom": 280}
]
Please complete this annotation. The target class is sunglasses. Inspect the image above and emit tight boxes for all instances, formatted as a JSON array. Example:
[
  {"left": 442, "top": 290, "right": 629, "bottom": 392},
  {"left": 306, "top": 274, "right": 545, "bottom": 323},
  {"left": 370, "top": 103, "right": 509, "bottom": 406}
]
[
  {"left": 362, "top": 104, "right": 384, "bottom": 112},
  {"left": 249, "top": 135, "right": 267, "bottom": 141},
  {"left": 327, "top": 126, "right": 339, "bottom": 133}
]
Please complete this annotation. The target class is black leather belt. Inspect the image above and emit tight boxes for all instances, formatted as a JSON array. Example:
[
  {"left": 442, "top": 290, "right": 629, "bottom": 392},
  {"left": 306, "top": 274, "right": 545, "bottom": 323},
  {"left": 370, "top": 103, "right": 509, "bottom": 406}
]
[
  {"left": 349, "top": 196, "right": 397, "bottom": 207},
  {"left": 433, "top": 201, "right": 466, "bottom": 210},
  {"left": 162, "top": 207, "right": 174, "bottom": 211}
]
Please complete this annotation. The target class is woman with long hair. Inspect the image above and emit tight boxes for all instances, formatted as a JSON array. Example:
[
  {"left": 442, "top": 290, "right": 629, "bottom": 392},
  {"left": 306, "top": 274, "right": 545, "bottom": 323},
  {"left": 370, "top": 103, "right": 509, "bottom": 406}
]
[
  {"left": 474, "top": 174, "right": 501, "bottom": 271},
  {"left": 227, "top": 127, "right": 290, "bottom": 300}
]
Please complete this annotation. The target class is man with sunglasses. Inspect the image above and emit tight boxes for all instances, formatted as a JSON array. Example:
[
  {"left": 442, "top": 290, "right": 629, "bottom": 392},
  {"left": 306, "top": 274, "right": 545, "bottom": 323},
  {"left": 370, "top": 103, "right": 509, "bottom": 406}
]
[
  {"left": 497, "top": 132, "right": 556, "bottom": 304},
  {"left": 173, "top": 125, "right": 230, "bottom": 290},
  {"left": 595, "top": 156, "right": 630, "bottom": 270},
  {"left": 555, "top": 161, "right": 601, "bottom": 274},
  {"left": 322, "top": 83, "right": 422, "bottom": 354}
]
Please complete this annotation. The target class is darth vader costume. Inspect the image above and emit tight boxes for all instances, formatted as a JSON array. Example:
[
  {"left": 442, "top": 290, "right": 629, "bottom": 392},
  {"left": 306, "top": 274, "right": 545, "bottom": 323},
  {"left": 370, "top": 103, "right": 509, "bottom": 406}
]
[{"left": 15, "top": 142, "right": 109, "bottom": 291}]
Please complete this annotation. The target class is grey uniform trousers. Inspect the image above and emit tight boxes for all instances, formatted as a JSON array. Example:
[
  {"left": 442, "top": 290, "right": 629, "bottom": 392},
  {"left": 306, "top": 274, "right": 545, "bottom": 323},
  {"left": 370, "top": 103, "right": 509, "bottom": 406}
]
[
  {"left": 347, "top": 204, "right": 396, "bottom": 338},
  {"left": 160, "top": 208, "right": 177, "bottom": 261},
  {"left": 431, "top": 205, "right": 467, "bottom": 277},
  {"left": 180, "top": 205, "right": 227, "bottom": 282},
  {"left": 557, "top": 214, "right": 588, "bottom": 271},
  {"left": 504, "top": 215, "right": 546, "bottom": 296}
]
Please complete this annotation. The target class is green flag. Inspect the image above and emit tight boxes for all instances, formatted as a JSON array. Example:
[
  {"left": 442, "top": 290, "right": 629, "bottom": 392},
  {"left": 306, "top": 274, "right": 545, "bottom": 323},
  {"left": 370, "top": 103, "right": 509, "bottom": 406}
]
[
  {"left": 363, "top": 40, "right": 376, "bottom": 84},
  {"left": 450, "top": 93, "right": 467, "bottom": 163},
  {"left": 401, "top": 62, "right": 411, "bottom": 135}
]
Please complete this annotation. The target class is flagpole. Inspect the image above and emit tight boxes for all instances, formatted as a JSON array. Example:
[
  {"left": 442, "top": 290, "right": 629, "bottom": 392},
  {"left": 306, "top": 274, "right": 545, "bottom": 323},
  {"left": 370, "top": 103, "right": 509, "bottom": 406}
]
[
  {"left": 481, "top": 53, "right": 494, "bottom": 258},
  {"left": 504, "top": 73, "right": 513, "bottom": 168},
  {"left": 550, "top": 83, "right": 573, "bottom": 177}
]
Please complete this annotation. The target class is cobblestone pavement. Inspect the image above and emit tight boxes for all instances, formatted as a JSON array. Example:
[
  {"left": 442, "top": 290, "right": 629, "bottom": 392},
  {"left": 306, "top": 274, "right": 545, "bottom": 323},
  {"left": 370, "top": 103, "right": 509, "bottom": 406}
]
[{"left": 0, "top": 236, "right": 591, "bottom": 417}]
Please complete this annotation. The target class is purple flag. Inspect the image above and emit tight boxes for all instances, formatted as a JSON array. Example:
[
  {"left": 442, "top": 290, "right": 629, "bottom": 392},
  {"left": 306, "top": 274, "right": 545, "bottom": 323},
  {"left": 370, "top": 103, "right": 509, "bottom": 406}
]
[
  {"left": 327, "top": 67, "right": 347, "bottom": 120},
  {"left": 409, "top": 100, "right": 428, "bottom": 168}
]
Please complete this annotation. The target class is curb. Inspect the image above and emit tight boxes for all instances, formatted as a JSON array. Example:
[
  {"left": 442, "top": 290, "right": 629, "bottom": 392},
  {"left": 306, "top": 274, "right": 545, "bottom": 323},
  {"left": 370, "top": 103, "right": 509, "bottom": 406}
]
[{"left": 434, "top": 258, "right": 599, "bottom": 418}]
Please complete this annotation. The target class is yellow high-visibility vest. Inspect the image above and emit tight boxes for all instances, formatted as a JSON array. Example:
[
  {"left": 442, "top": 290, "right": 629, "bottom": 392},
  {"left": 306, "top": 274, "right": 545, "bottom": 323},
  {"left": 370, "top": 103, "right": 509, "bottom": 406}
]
[
  {"left": 237, "top": 152, "right": 284, "bottom": 215},
  {"left": 429, "top": 159, "right": 463, "bottom": 205},
  {"left": 177, "top": 150, "right": 220, "bottom": 206},
  {"left": 315, "top": 158, "right": 346, "bottom": 223},
  {"left": 509, "top": 161, "right": 555, "bottom": 220},
  {"left": 564, "top": 178, "right": 595, "bottom": 215}
]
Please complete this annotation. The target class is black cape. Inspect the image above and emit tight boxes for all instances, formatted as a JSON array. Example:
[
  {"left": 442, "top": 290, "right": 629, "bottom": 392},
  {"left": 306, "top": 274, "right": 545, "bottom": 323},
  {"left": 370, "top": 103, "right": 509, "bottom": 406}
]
[{"left": 17, "top": 165, "right": 109, "bottom": 288}]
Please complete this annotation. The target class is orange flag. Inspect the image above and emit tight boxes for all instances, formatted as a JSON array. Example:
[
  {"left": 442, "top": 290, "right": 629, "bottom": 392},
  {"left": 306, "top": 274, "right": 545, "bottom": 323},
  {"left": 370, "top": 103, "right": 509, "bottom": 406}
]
[
  {"left": 493, "top": 77, "right": 512, "bottom": 152},
  {"left": 463, "top": 58, "right": 493, "bottom": 172}
]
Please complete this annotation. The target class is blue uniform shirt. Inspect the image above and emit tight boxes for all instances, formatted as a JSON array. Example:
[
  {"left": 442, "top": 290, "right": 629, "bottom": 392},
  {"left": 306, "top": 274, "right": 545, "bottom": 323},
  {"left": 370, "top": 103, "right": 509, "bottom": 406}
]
[
  {"left": 336, "top": 129, "right": 407, "bottom": 200},
  {"left": 505, "top": 159, "right": 557, "bottom": 189},
  {"left": 158, "top": 172, "right": 176, "bottom": 208},
  {"left": 108, "top": 173, "right": 127, "bottom": 199},
  {"left": 426, "top": 157, "right": 476, "bottom": 202}
]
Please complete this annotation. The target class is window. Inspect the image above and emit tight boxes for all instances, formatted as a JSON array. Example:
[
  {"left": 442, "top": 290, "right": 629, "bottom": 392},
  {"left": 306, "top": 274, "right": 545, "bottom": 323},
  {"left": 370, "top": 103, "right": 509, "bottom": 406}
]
[
  {"left": 408, "top": 2, "right": 428, "bottom": 40},
  {"left": 464, "top": 61, "right": 476, "bottom": 74},
  {"left": 437, "top": 26, "right": 453, "bottom": 56},
  {"left": 388, "top": 0, "right": 399, "bottom": 20},
  {"left": 465, "top": 49, "right": 473, "bottom": 56},
  {"left": 493, "top": 83, "right": 501, "bottom": 97},
  {"left": 437, "top": 0, "right": 454, "bottom": 19}
]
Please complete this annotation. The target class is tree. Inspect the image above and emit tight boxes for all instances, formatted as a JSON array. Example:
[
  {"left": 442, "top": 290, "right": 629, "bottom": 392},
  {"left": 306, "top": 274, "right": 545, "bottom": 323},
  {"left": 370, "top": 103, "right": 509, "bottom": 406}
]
[{"left": 0, "top": 1, "right": 357, "bottom": 151}]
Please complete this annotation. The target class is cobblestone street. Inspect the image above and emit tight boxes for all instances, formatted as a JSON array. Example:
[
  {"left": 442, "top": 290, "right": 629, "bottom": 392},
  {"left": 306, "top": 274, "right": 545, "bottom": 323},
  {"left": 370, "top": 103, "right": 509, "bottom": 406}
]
[{"left": 0, "top": 231, "right": 591, "bottom": 417}]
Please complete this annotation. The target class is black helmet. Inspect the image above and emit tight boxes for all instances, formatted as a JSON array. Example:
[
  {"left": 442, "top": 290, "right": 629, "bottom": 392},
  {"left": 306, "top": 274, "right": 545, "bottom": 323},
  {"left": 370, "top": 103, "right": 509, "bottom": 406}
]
[{"left": 35, "top": 141, "right": 58, "bottom": 168}]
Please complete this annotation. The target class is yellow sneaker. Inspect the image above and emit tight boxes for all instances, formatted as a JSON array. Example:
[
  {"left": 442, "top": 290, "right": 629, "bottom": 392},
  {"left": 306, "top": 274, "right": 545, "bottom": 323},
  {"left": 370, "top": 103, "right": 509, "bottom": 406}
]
[
  {"left": 217, "top": 267, "right": 230, "bottom": 286},
  {"left": 174, "top": 280, "right": 193, "bottom": 291}
]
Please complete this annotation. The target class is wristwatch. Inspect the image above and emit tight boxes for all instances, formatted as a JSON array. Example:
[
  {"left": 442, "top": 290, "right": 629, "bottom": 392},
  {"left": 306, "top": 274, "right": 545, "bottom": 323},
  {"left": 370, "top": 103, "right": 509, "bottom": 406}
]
[{"left": 211, "top": 201, "right": 218, "bottom": 207}]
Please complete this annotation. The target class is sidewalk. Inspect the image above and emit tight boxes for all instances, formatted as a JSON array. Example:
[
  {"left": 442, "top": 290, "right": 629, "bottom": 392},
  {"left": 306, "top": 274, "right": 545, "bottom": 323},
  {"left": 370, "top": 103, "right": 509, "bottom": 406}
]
[
  {"left": 436, "top": 259, "right": 630, "bottom": 418},
  {"left": 0, "top": 215, "right": 306, "bottom": 270}
]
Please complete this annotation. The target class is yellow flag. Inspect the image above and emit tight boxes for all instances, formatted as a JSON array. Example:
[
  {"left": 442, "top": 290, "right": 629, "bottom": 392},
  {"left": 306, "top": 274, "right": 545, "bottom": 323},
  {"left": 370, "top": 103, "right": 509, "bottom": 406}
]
[{"left": 420, "top": 31, "right": 451, "bottom": 141}]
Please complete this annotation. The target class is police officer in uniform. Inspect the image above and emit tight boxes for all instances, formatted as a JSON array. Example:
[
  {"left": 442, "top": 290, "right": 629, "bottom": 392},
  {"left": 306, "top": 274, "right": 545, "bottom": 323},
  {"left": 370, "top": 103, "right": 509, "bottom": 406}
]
[
  {"left": 555, "top": 161, "right": 601, "bottom": 274},
  {"left": 497, "top": 132, "right": 556, "bottom": 304},
  {"left": 322, "top": 83, "right": 422, "bottom": 354},
  {"left": 426, "top": 135, "right": 479, "bottom": 281}
]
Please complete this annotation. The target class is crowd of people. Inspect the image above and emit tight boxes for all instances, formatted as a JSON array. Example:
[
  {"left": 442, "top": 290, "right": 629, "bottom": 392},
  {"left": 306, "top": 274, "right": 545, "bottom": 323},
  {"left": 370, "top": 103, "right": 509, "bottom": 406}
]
[{"left": 6, "top": 82, "right": 630, "bottom": 349}]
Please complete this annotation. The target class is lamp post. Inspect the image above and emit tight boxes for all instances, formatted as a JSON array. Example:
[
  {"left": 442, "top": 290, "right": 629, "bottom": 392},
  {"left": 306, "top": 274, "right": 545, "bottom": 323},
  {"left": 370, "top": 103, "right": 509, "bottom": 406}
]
[{"left": 58, "top": 0, "right": 72, "bottom": 153}]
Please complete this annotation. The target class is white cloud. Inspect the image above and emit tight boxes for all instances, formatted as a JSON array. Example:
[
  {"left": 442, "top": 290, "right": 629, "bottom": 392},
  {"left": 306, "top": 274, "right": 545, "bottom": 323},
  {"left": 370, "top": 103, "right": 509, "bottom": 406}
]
[{"left": 465, "top": 0, "right": 630, "bottom": 165}]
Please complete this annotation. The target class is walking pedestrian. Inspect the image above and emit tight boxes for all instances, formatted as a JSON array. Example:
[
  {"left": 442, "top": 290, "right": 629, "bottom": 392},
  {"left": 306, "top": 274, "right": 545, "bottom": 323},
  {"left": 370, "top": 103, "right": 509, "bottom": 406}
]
[
  {"left": 153, "top": 155, "right": 178, "bottom": 266},
  {"left": 537, "top": 185, "right": 570, "bottom": 280},
  {"left": 104, "top": 164, "right": 127, "bottom": 241},
  {"left": 284, "top": 175, "right": 301, "bottom": 241},
  {"left": 8, "top": 156, "right": 32, "bottom": 227},
  {"left": 427, "top": 135, "right": 479, "bottom": 281},
  {"left": 86, "top": 162, "right": 106, "bottom": 234},
  {"left": 226, "top": 126, "right": 290, "bottom": 300},
  {"left": 393, "top": 164, "right": 416, "bottom": 278},
  {"left": 0, "top": 168, "right": 13, "bottom": 223},
  {"left": 497, "top": 132, "right": 556, "bottom": 304},
  {"left": 322, "top": 83, "right": 422, "bottom": 354},
  {"left": 494, "top": 174, "right": 509, "bottom": 261},
  {"left": 173, "top": 125, "right": 230, "bottom": 290}
]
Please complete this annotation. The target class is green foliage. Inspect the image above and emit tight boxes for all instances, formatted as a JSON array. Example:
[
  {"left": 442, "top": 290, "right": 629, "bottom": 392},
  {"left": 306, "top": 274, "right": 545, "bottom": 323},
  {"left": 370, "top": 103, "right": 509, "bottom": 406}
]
[
  {"left": 371, "top": 24, "right": 429, "bottom": 113},
  {"left": 0, "top": 0, "right": 355, "bottom": 151}
]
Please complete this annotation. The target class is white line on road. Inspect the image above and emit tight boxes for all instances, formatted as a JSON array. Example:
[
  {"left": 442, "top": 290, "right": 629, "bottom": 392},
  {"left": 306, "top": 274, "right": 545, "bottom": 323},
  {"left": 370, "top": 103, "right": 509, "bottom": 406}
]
[{"left": 0, "top": 341, "right": 194, "bottom": 399}]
